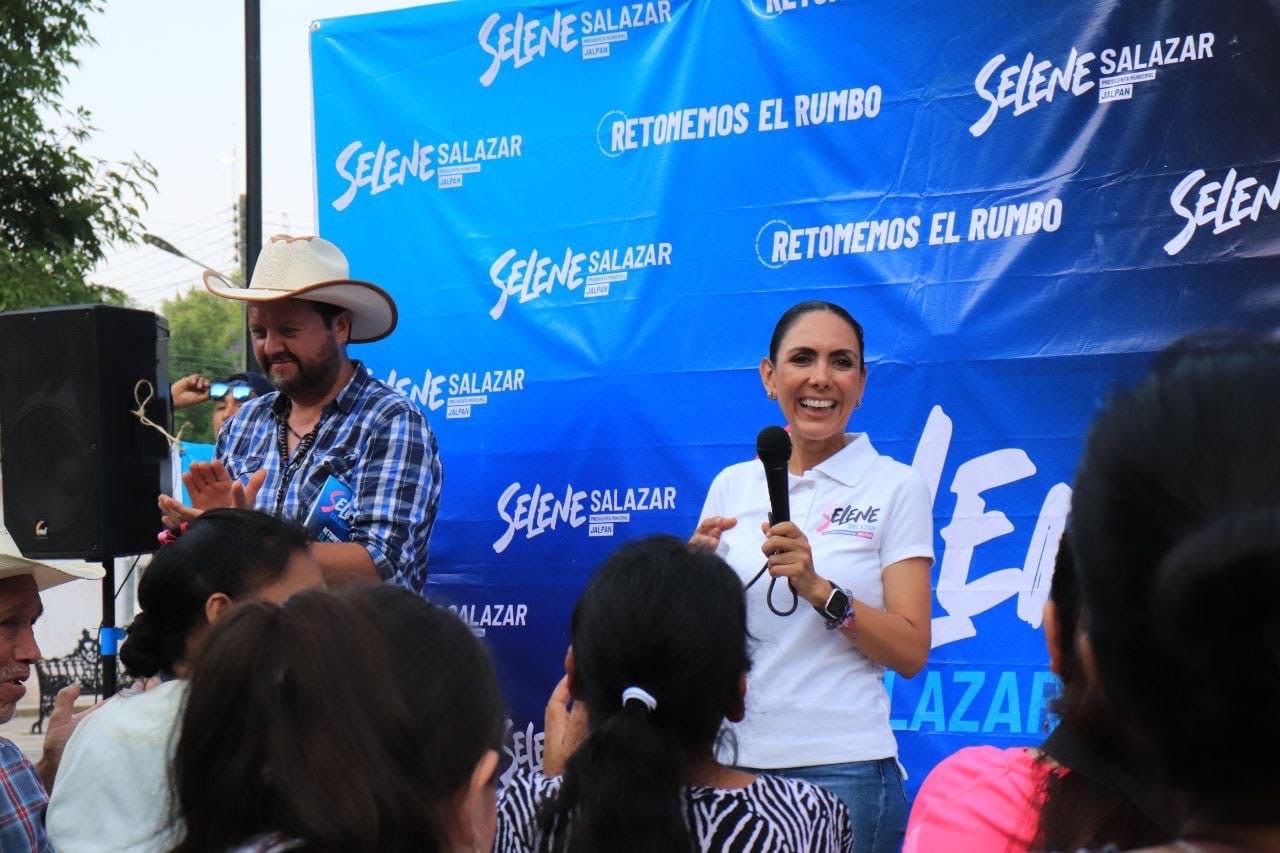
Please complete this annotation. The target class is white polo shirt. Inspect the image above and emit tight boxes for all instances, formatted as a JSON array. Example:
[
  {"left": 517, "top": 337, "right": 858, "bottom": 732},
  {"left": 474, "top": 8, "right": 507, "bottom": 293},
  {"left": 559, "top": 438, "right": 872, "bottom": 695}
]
[{"left": 701, "top": 433, "right": 934, "bottom": 769}]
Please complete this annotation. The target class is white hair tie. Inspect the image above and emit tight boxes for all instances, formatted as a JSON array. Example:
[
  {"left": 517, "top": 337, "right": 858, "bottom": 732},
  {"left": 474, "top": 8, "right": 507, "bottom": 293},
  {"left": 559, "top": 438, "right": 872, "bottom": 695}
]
[{"left": 621, "top": 686, "right": 657, "bottom": 712}]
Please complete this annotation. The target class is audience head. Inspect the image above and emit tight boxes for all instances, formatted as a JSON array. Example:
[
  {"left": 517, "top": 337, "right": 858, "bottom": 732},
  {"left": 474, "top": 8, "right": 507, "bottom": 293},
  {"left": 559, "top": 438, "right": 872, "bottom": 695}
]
[
  {"left": 0, "top": 555, "right": 102, "bottom": 723},
  {"left": 172, "top": 585, "right": 504, "bottom": 852},
  {"left": 211, "top": 372, "right": 273, "bottom": 435},
  {"left": 119, "top": 508, "right": 322, "bottom": 680},
  {"left": 542, "top": 535, "right": 751, "bottom": 850},
  {"left": 1070, "top": 332, "right": 1280, "bottom": 826}
]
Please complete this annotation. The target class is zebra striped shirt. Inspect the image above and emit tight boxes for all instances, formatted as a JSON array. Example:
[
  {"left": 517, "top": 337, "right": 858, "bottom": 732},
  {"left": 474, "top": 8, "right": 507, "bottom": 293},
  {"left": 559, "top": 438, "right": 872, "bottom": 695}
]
[{"left": 495, "top": 770, "right": 853, "bottom": 852}]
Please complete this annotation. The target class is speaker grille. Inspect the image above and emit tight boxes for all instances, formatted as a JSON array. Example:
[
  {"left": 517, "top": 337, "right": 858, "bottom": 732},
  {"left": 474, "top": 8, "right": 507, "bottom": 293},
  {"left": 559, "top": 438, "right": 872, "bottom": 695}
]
[
  {"left": 3, "top": 403, "right": 97, "bottom": 550},
  {"left": 0, "top": 305, "right": 169, "bottom": 559}
]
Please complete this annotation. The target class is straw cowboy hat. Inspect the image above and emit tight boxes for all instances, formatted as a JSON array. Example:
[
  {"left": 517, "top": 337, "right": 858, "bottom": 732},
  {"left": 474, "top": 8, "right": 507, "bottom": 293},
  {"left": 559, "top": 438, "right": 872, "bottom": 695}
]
[
  {"left": 203, "top": 235, "right": 398, "bottom": 343},
  {"left": 0, "top": 554, "right": 105, "bottom": 591}
]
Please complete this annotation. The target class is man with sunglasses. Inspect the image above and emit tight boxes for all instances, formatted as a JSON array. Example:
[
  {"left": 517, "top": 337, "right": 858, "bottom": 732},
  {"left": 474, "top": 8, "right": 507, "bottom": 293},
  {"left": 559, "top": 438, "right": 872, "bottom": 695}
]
[
  {"left": 158, "top": 235, "right": 441, "bottom": 596},
  {"left": 171, "top": 371, "right": 275, "bottom": 436}
]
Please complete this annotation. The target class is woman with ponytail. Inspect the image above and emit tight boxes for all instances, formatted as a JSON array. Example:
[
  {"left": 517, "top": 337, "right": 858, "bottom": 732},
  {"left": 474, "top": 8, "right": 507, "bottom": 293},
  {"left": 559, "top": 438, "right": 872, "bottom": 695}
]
[
  {"left": 1069, "top": 333, "right": 1280, "bottom": 852},
  {"left": 495, "top": 535, "right": 852, "bottom": 852},
  {"left": 46, "top": 508, "right": 323, "bottom": 851}
]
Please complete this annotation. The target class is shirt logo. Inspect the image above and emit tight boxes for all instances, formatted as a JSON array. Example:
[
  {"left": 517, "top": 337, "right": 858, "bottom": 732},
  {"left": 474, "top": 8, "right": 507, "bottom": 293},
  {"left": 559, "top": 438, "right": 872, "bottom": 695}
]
[{"left": 817, "top": 503, "right": 880, "bottom": 538}]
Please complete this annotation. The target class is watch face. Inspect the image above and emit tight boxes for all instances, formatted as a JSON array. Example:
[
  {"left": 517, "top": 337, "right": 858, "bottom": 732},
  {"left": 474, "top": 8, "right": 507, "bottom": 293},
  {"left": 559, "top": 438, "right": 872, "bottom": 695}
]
[{"left": 824, "top": 588, "right": 850, "bottom": 621}]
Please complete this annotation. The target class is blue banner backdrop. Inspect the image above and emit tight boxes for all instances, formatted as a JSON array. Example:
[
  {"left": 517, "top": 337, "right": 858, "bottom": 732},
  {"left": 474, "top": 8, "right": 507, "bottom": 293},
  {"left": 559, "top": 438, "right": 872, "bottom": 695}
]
[{"left": 310, "top": 0, "right": 1280, "bottom": 794}]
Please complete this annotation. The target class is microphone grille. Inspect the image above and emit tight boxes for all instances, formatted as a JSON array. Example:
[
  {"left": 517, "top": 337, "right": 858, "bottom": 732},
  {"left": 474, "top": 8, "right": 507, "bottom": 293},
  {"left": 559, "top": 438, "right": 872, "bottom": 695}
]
[{"left": 756, "top": 425, "right": 792, "bottom": 465}]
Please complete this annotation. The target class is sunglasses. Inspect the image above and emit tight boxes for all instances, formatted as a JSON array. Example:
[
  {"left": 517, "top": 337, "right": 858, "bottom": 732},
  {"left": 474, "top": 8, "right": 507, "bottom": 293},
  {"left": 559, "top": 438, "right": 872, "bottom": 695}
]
[{"left": 209, "top": 382, "right": 255, "bottom": 401}]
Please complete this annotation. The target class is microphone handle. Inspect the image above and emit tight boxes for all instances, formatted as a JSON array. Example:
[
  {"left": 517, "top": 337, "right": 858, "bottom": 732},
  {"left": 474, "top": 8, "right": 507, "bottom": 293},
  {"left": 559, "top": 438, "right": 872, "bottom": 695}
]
[
  {"left": 763, "top": 468, "right": 796, "bottom": 599},
  {"left": 764, "top": 466, "right": 790, "bottom": 525}
]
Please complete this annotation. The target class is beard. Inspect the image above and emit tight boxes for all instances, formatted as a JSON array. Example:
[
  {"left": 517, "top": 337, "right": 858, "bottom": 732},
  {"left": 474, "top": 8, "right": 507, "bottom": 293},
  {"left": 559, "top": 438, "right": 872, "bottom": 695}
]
[{"left": 259, "top": 333, "right": 342, "bottom": 402}]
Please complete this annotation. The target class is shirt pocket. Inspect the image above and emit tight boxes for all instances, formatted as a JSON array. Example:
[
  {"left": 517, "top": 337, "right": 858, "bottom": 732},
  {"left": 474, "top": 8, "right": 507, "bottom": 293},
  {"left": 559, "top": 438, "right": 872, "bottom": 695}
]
[
  {"left": 323, "top": 449, "right": 360, "bottom": 485},
  {"left": 231, "top": 455, "right": 265, "bottom": 483}
]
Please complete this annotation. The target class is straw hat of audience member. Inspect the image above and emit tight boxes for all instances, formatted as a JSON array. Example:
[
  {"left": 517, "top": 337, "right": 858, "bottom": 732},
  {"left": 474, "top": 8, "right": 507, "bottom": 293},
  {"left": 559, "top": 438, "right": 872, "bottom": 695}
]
[{"left": 0, "top": 554, "right": 105, "bottom": 590}]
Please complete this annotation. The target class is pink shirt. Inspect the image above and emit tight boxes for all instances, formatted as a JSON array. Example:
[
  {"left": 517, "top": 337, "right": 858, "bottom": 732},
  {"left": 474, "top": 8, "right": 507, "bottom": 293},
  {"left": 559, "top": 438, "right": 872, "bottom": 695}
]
[{"left": 904, "top": 746, "right": 1051, "bottom": 853}]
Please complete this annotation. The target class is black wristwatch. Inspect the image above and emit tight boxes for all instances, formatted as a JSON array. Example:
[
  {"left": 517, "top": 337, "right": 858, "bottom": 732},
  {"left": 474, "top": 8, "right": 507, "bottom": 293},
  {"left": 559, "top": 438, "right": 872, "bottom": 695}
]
[{"left": 816, "top": 585, "right": 852, "bottom": 628}]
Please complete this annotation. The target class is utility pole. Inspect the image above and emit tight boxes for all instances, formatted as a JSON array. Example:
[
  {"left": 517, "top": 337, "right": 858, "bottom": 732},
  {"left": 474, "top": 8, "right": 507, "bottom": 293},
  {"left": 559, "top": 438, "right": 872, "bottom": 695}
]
[
  {"left": 244, "top": 0, "right": 262, "bottom": 372},
  {"left": 236, "top": 194, "right": 249, "bottom": 275}
]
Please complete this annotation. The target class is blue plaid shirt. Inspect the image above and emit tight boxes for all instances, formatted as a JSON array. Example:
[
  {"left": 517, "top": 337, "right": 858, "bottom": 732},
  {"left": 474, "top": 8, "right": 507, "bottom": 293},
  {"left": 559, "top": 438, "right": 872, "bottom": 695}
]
[
  {"left": 0, "top": 738, "right": 50, "bottom": 852},
  {"left": 216, "top": 361, "right": 442, "bottom": 594}
]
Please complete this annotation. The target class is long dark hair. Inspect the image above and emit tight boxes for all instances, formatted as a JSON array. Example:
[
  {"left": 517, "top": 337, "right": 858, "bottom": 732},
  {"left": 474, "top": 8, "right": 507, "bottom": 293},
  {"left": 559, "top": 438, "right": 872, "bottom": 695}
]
[
  {"left": 118, "top": 508, "right": 308, "bottom": 678},
  {"left": 1071, "top": 334, "right": 1280, "bottom": 826},
  {"left": 171, "top": 585, "right": 505, "bottom": 852},
  {"left": 1031, "top": 532, "right": 1175, "bottom": 850},
  {"left": 537, "top": 535, "right": 751, "bottom": 852}
]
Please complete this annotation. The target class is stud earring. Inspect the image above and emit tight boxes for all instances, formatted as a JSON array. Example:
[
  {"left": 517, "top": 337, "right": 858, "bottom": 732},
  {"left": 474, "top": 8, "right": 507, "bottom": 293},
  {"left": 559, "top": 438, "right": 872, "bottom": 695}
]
[{"left": 767, "top": 391, "right": 777, "bottom": 400}]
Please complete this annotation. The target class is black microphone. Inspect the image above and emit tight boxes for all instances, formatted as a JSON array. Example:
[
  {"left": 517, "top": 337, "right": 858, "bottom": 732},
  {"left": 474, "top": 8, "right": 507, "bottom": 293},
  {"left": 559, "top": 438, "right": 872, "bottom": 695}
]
[
  {"left": 756, "top": 425, "right": 792, "bottom": 525},
  {"left": 752, "top": 426, "right": 798, "bottom": 615}
]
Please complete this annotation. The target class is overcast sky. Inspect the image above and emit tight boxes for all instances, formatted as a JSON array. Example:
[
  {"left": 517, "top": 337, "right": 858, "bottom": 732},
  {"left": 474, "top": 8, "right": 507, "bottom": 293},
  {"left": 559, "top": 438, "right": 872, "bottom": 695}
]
[{"left": 64, "top": 0, "right": 434, "bottom": 309}]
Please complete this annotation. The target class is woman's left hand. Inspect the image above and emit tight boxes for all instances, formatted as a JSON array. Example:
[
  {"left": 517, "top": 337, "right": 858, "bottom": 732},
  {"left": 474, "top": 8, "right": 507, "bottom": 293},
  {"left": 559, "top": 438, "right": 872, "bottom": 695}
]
[{"left": 760, "top": 520, "right": 829, "bottom": 608}]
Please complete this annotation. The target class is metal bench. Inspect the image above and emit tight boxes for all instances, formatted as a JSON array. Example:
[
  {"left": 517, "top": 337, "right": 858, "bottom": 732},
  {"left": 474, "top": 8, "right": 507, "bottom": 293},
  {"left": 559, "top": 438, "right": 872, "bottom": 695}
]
[{"left": 31, "top": 629, "right": 123, "bottom": 734}]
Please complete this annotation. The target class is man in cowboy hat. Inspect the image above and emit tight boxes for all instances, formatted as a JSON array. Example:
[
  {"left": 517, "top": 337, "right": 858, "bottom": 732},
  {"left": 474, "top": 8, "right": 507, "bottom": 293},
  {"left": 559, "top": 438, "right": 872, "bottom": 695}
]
[
  {"left": 0, "top": 554, "right": 104, "bottom": 850},
  {"left": 157, "top": 235, "right": 441, "bottom": 595}
]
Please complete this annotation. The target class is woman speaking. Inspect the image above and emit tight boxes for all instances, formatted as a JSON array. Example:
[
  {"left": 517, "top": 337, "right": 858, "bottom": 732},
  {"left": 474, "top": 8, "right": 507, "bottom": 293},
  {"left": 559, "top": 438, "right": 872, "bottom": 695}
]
[{"left": 691, "top": 300, "right": 935, "bottom": 853}]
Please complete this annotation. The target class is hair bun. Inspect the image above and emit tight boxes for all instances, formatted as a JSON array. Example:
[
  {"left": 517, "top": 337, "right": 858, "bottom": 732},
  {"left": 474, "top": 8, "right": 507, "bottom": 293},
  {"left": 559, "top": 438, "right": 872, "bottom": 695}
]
[
  {"left": 1154, "top": 509, "right": 1280, "bottom": 669},
  {"left": 119, "top": 611, "right": 174, "bottom": 679}
]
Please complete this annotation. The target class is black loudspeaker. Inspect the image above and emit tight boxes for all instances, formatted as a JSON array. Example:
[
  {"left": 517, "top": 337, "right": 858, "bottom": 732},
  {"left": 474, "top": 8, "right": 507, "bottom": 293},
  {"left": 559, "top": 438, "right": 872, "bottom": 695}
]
[{"left": 0, "top": 304, "right": 171, "bottom": 560}]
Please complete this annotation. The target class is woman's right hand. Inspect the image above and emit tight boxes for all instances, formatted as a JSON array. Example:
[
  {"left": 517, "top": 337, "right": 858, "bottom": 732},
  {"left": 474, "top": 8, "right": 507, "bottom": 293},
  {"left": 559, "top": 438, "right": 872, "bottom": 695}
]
[{"left": 689, "top": 516, "right": 737, "bottom": 552}]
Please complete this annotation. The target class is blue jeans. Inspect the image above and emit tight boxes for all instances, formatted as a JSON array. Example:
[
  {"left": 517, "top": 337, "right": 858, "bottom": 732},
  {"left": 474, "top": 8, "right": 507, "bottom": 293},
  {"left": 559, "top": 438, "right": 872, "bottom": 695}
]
[{"left": 764, "top": 758, "right": 906, "bottom": 853}]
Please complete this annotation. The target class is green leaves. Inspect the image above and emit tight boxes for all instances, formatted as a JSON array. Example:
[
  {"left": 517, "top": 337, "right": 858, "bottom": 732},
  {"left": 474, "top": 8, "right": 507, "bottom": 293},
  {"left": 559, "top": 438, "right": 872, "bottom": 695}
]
[{"left": 0, "top": 0, "right": 157, "bottom": 313}]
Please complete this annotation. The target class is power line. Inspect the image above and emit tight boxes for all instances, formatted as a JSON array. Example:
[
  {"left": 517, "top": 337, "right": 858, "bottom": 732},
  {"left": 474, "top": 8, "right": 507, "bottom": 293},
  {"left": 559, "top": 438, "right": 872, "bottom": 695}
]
[
  {"left": 116, "top": 245, "right": 236, "bottom": 292},
  {"left": 143, "top": 207, "right": 234, "bottom": 230},
  {"left": 99, "top": 211, "right": 235, "bottom": 266},
  {"left": 100, "top": 227, "right": 234, "bottom": 276}
]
